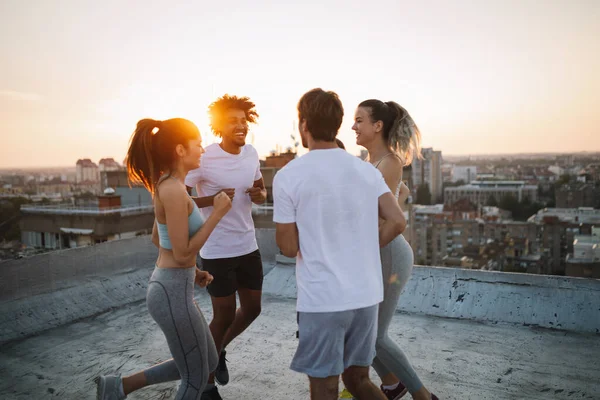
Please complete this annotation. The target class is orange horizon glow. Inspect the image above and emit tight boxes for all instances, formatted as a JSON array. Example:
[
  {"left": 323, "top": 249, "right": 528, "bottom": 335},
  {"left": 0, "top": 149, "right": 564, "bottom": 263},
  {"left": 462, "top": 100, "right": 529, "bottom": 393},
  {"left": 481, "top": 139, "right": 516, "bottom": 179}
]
[{"left": 1, "top": 0, "right": 599, "bottom": 169}]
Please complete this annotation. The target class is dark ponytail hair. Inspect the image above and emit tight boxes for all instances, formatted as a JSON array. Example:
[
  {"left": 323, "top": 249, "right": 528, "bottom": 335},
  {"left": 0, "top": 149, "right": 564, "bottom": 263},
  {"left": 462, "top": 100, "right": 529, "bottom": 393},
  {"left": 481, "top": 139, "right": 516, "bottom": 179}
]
[
  {"left": 126, "top": 118, "right": 200, "bottom": 194},
  {"left": 358, "top": 99, "right": 422, "bottom": 165}
]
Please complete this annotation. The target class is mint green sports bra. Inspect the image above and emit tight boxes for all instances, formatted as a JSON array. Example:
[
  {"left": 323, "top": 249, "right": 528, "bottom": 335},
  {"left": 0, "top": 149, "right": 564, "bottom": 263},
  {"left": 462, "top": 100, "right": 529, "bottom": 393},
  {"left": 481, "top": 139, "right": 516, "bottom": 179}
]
[
  {"left": 155, "top": 174, "right": 204, "bottom": 250},
  {"left": 156, "top": 203, "right": 204, "bottom": 250}
]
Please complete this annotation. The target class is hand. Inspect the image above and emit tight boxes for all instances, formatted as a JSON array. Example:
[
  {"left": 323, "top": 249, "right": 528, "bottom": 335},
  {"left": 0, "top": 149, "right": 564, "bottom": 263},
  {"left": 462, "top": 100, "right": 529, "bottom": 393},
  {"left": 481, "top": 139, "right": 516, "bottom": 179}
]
[
  {"left": 194, "top": 268, "right": 213, "bottom": 288},
  {"left": 213, "top": 191, "right": 232, "bottom": 216},
  {"left": 246, "top": 186, "right": 266, "bottom": 203},
  {"left": 216, "top": 188, "right": 235, "bottom": 201}
]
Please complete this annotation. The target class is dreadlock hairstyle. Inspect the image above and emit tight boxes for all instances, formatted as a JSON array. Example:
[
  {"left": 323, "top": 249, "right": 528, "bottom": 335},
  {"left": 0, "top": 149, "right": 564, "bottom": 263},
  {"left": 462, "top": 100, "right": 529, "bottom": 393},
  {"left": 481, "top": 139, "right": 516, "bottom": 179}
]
[{"left": 208, "top": 94, "right": 259, "bottom": 137}]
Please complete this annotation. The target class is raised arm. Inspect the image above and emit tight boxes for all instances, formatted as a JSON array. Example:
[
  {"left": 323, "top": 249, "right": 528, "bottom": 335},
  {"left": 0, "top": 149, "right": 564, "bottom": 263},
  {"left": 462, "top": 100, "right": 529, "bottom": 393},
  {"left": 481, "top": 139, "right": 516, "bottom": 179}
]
[
  {"left": 161, "top": 183, "right": 231, "bottom": 264},
  {"left": 189, "top": 187, "right": 216, "bottom": 208},
  {"left": 247, "top": 158, "right": 267, "bottom": 205},
  {"left": 184, "top": 166, "right": 218, "bottom": 209},
  {"left": 187, "top": 185, "right": 235, "bottom": 209},
  {"left": 247, "top": 177, "right": 267, "bottom": 205}
]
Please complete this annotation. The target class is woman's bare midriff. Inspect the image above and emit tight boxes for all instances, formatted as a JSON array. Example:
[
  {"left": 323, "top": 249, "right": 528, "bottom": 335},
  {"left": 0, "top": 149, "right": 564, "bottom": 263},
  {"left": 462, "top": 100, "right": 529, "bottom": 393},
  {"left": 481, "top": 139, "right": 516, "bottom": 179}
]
[{"left": 155, "top": 248, "right": 197, "bottom": 269}]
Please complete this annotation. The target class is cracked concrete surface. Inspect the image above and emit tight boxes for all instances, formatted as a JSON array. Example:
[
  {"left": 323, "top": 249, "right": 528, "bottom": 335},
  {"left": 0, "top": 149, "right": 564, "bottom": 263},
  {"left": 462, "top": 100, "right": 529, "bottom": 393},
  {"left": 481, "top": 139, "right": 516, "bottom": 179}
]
[{"left": 1, "top": 292, "right": 599, "bottom": 400}]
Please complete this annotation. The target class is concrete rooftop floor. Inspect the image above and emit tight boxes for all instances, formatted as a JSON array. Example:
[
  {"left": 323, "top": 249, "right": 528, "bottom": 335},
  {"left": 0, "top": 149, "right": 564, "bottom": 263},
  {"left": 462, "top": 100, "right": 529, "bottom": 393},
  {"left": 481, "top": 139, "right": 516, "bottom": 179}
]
[{"left": 1, "top": 292, "right": 599, "bottom": 400}]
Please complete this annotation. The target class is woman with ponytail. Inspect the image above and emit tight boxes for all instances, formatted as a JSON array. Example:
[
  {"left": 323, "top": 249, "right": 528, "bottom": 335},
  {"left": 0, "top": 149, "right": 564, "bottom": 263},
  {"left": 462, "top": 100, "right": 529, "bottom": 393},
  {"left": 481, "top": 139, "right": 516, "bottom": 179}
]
[
  {"left": 352, "top": 101, "right": 438, "bottom": 400},
  {"left": 95, "top": 118, "right": 232, "bottom": 400}
]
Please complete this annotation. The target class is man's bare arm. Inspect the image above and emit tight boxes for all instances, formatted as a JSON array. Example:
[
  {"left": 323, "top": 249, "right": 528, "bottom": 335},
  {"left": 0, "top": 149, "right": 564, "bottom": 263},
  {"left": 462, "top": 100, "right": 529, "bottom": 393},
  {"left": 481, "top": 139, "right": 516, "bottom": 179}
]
[
  {"left": 276, "top": 222, "right": 299, "bottom": 257},
  {"left": 378, "top": 192, "right": 406, "bottom": 247},
  {"left": 247, "top": 178, "right": 267, "bottom": 205},
  {"left": 187, "top": 186, "right": 234, "bottom": 208}
]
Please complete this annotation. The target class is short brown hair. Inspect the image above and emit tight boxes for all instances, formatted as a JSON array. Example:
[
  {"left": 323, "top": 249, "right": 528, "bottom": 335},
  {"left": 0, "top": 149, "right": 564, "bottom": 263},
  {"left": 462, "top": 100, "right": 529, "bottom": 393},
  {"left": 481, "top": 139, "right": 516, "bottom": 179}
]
[{"left": 297, "top": 88, "right": 344, "bottom": 142}]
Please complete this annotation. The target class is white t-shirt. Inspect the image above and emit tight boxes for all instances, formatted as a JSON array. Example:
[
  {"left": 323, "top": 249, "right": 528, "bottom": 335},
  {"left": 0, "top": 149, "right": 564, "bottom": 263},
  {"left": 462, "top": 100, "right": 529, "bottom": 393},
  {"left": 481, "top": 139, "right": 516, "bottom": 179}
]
[
  {"left": 273, "top": 148, "right": 390, "bottom": 313},
  {"left": 185, "top": 143, "right": 262, "bottom": 259}
]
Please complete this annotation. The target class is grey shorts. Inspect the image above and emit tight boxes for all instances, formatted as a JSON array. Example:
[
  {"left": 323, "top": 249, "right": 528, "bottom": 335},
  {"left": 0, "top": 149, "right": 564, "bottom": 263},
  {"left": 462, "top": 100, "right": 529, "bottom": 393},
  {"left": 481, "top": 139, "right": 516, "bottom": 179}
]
[{"left": 290, "top": 304, "right": 378, "bottom": 378}]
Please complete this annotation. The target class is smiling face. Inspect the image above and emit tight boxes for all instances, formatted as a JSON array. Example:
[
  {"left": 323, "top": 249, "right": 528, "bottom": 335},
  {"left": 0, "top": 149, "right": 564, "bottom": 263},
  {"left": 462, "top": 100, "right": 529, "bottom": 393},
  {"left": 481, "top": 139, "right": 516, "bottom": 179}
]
[
  {"left": 220, "top": 108, "right": 249, "bottom": 148},
  {"left": 352, "top": 106, "right": 382, "bottom": 148},
  {"left": 174, "top": 132, "right": 204, "bottom": 172},
  {"left": 184, "top": 135, "right": 204, "bottom": 170}
]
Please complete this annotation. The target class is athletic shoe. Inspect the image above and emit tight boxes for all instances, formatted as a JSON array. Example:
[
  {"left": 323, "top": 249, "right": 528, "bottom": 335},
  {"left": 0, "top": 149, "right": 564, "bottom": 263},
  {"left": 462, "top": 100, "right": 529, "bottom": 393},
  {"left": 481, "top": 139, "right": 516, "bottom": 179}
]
[
  {"left": 340, "top": 387, "right": 355, "bottom": 398},
  {"left": 380, "top": 382, "right": 408, "bottom": 400},
  {"left": 95, "top": 375, "right": 126, "bottom": 400},
  {"left": 214, "top": 350, "right": 229, "bottom": 385},
  {"left": 201, "top": 386, "right": 223, "bottom": 400}
]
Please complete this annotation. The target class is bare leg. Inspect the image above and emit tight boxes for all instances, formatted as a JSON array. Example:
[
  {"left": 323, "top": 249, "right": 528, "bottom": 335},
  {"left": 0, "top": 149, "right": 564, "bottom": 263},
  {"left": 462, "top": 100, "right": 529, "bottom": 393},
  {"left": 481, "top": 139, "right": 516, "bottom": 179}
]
[
  {"left": 121, "top": 358, "right": 181, "bottom": 395},
  {"left": 221, "top": 288, "right": 262, "bottom": 349},
  {"left": 122, "top": 372, "right": 146, "bottom": 395},
  {"left": 342, "top": 366, "right": 387, "bottom": 400},
  {"left": 207, "top": 294, "right": 236, "bottom": 383},
  {"left": 308, "top": 375, "right": 339, "bottom": 400}
]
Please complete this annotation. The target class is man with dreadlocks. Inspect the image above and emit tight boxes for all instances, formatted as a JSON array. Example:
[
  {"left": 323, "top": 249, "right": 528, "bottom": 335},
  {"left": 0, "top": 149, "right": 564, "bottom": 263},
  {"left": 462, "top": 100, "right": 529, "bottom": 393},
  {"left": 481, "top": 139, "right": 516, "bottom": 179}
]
[{"left": 185, "top": 95, "right": 267, "bottom": 400}]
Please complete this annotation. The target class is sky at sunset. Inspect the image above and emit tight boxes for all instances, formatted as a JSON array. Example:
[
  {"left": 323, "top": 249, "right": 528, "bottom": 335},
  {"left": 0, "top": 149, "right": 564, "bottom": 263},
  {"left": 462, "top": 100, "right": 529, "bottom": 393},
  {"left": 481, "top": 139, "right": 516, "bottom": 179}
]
[{"left": 1, "top": 0, "right": 599, "bottom": 168}]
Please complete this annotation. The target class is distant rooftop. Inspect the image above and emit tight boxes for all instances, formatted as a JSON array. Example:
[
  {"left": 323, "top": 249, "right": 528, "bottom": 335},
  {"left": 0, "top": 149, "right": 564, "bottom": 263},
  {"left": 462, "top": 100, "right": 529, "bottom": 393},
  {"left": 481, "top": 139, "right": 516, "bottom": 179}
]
[
  {"left": 76, "top": 158, "right": 97, "bottom": 167},
  {"left": 528, "top": 207, "right": 600, "bottom": 224},
  {"left": 485, "top": 220, "right": 530, "bottom": 225},
  {"left": 413, "top": 204, "right": 445, "bottom": 214},
  {"left": 99, "top": 158, "right": 120, "bottom": 166},
  {"left": 574, "top": 234, "right": 600, "bottom": 245},
  {"left": 446, "top": 180, "right": 538, "bottom": 189},
  {"left": 472, "top": 180, "right": 526, "bottom": 185},
  {"left": 20, "top": 203, "right": 153, "bottom": 216}
]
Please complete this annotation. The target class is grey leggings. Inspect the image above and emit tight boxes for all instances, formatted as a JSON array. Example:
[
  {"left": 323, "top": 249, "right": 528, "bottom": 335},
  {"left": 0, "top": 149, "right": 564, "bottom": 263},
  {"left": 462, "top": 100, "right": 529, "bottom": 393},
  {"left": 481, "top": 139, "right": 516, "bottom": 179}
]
[
  {"left": 372, "top": 234, "right": 424, "bottom": 394},
  {"left": 143, "top": 266, "right": 218, "bottom": 399}
]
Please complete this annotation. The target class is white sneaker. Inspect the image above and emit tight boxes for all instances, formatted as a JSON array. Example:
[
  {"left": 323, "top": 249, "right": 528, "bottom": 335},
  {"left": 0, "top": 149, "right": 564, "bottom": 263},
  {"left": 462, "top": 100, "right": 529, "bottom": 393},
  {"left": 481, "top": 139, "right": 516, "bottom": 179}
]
[{"left": 95, "top": 375, "right": 126, "bottom": 400}]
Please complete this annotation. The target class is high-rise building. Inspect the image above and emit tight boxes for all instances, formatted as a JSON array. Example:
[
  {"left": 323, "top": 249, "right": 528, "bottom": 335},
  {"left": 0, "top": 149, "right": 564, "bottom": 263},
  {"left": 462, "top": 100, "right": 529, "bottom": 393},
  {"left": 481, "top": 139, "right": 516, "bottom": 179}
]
[
  {"left": 76, "top": 159, "right": 100, "bottom": 183},
  {"left": 98, "top": 158, "right": 121, "bottom": 172},
  {"left": 411, "top": 148, "right": 442, "bottom": 203}
]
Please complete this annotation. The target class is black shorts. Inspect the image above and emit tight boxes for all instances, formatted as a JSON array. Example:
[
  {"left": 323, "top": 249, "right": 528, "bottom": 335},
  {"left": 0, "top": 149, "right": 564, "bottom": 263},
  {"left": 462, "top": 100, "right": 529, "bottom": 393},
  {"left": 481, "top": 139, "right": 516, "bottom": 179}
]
[{"left": 200, "top": 249, "right": 264, "bottom": 297}]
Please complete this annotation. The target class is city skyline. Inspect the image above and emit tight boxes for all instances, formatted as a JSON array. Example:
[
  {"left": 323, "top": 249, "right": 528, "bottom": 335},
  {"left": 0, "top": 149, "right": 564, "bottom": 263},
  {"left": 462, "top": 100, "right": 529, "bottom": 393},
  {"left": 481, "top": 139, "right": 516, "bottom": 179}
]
[
  {"left": 1, "top": 0, "right": 599, "bottom": 168},
  {"left": 2, "top": 150, "right": 599, "bottom": 172}
]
